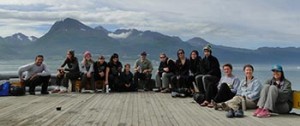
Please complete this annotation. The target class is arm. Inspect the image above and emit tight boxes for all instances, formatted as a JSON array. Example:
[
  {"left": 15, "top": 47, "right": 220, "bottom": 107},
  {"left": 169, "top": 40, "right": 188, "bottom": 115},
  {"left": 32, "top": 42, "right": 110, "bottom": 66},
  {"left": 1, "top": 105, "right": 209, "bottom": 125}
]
[
  {"left": 277, "top": 80, "right": 292, "bottom": 103},
  {"left": 231, "top": 78, "right": 241, "bottom": 93},
  {"left": 247, "top": 79, "right": 262, "bottom": 101},
  {"left": 207, "top": 57, "right": 220, "bottom": 75},
  {"left": 105, "top": 67, "right": 110, "bottom": 85},
  {"left": 36, "top": 64, "right": 51, "bottom": 76},
  {"left": 18, "top": 63, "right": 33, "bottom": 80}
]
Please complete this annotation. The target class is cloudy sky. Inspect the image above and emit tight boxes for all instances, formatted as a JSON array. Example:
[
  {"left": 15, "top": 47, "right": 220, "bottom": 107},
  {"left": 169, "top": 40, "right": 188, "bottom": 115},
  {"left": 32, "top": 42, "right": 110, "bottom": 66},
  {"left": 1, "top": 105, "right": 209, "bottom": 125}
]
[{"left": 0, "top": 0, "right": 299, "bottom": 49}]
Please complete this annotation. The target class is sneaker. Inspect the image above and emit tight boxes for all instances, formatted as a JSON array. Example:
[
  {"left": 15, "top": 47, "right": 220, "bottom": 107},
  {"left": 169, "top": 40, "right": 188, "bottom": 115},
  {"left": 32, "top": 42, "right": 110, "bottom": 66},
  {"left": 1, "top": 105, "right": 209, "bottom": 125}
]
[
  {"left": 58, "top": 90, "right": 67, "bottom": 93},
  {"left": 234, "top": 109, "right": 244, "bottom": 118},
  {"left": 161, "top": 88, "right": 170, "bottom": 93},
  {"left": 207, "top": 100, "right": 215, "bottom": 108},
  {"left": 153, "top": 88, "right": 161, "bottom": 92},
  {"left": 171, "top": 92, "right": 179, "bottom": 97},
  {"left": 226, "top": 109, "right": 235, "bottom": 118},
  {"left": 179, "top": 93, "right": 186, "bottom": 98},
  {"left": 81, "top": 88, "right": 86, "bottom": 93},
  {"left": 253, "top": 108, "right": 263, "bottom": 116},
  {"left": 51, "top": 89, "right": 60, "bottom": 94},
  {"left": 257, "top": 109, "right": 270, "bottom": 118},
  {"left": 200, "top": 101, "right": 209, "bottom": 107},
  {"left": 29, "top": 92, "right": 36, "bottom": 95}
]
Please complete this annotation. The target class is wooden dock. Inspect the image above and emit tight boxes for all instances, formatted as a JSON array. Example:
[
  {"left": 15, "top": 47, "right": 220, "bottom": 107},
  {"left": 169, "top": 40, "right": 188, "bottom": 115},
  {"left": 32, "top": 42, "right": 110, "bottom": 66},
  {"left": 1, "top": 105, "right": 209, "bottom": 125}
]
[{"left": 0, "top": 92, "right": 299, "bottom": 126}]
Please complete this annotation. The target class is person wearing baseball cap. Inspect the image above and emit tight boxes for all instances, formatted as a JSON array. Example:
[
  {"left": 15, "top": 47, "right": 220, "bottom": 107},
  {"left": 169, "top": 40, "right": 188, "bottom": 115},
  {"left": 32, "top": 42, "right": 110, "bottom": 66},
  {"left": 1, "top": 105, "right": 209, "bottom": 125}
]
[
  {"left": 134, "top": 51, "right": 153, "bottom": 91},
  {"left": 253, "top": 65, "right": 293, "bottom": 118}
]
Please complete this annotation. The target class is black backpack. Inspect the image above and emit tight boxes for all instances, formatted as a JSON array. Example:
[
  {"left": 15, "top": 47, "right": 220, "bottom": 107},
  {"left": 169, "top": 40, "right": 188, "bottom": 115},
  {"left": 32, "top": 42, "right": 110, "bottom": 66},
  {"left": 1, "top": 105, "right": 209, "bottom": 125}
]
[
  {"left": 10, "top": 86, "right": 25, "bottom": 96},
  {"left": 193, "top": 93, "right": 205, "bottom": 104}
]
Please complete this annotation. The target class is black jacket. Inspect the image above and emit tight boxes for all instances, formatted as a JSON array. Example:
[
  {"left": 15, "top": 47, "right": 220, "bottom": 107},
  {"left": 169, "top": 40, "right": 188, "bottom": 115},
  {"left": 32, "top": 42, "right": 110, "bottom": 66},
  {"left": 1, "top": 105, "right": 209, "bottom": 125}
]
[
  {"left": 94, "top": 61, "right": 107, "bottom": 80},
  {"left": 202, "top": 55, "right": 221, "bottom": 79},
  {"left": 158, "top": 58, "right": 176, "bottom": 75},
  {"left": 175, "top": 58, "right": 190, "bottom": 76},
  {"left": 189, "top": 56, "right": 205, "bottom": 76},
  {"left": 120, "top": 71, "right": 133, "bottom": 84},
  {"left": 61, "top": 57, "right": 80, "bottom": 74}
]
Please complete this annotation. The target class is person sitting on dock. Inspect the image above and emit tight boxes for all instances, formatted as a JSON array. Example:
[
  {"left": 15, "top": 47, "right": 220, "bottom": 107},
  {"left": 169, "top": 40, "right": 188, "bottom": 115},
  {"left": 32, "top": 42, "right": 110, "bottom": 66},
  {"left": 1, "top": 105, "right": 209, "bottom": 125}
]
[
  {"left": 197, "top": 44, "right": 222, "bottom": 106},
  {"left": 120, "top": 64, "right": 136, "bottom": 92},
  {"left": 18, "top": 55, "right": 51, "bottom": 95},
  {"left": 155, "top": 53, "right": 176, "bottom": 93},
  {"left": 225, "top": 64, "right": 262, "bottom": 118},
  {"left": 105, "top": 53, "right": 123, "bottom": 92},
  {"left": 253, "top": 65, "right": 293, "bottom": 118},
  {"left": 80, "top": 51, "right": 95, "bottom": 93},
  {"left": 170, "top": 49, "right": 191, "bottom": 97},
  {"left": 94, "top": 55, "right": 107, "bottom": 92},
  {"left": 203, "top": 63, "right": 240, "bottom": 108},
  {"left": 188, "top": 50, "right": 205, "bottom": 95},
  {"left": 51, "top": 50, "right": 80, "bottom": 93},
  {"left": 133, "top": 51, "right": 153, "bottom": 91}
]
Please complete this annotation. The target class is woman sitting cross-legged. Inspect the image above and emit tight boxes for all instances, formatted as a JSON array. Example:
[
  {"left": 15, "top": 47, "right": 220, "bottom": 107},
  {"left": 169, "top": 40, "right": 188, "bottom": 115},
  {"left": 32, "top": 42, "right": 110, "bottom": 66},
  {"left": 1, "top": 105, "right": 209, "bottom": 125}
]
[
  {"left": 119, "top": 64, "right": 137, "bottom": 92},
  {"left": 224, "top": 64, "right": 262, "bottom": 118},
  {"left": 253, "top": 65, "right": 293, "bottom": 118}
]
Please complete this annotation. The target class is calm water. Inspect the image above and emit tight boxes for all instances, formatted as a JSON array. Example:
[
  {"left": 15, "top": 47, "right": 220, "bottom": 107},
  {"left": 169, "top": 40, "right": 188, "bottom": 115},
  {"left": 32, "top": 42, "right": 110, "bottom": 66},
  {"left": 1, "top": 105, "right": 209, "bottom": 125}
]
[{"left": 1, "top": 59, "right": 300, "bottom": 90}]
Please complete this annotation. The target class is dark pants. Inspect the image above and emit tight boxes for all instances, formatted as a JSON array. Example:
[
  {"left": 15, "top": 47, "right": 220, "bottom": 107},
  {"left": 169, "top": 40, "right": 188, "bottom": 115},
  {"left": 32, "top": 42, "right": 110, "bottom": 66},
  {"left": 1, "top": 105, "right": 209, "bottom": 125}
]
[
  {"left": 56, "top": 72, "right": 80, "bottom": 88},
  {"left": 118, "top": 82, "right": 137, "bottom": 92},
  {"left": 205, "top": 83, "right": 236, "bottom": 103},
  {"left": 196, "top": 75, "right": 220, "bottom": 94},
  {"left": 81, "top": 73, "right": 95, "bottom": 90},
  {"left": 134, "top": 72, "right": 152, "bottom": 89},
  {"left": 214, "top": 83, "right": 236, "bottom": 103},
  {"left": 25, "top": 75, "right": 50, "bottom": 93},
  {"left": 108, "top": 74, "right": 121, "bottom": 91},
  {"left": 170, "top": 75, "right": 189, "bottom": 92}
]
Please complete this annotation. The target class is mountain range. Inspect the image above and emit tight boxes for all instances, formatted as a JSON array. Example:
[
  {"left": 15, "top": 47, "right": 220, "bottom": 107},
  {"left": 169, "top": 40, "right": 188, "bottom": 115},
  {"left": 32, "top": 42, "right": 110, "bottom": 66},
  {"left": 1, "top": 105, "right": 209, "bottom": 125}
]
[{"left": 0, "top": 18, "right": 299, "bottom": 64}]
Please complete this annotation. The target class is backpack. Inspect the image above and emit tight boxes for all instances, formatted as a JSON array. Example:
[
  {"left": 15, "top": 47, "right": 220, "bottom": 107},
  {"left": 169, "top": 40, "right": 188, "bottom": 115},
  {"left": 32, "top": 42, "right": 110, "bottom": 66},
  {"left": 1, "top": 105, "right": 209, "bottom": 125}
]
[
  {"left": 0, "top": 81, "right": 11, "bottom": 96},
  {"left": 193, "top": 93, "right": 205, "bottom": 104},
  {"left": 10, "top": 85, "right": 25, "bottom": 96}
]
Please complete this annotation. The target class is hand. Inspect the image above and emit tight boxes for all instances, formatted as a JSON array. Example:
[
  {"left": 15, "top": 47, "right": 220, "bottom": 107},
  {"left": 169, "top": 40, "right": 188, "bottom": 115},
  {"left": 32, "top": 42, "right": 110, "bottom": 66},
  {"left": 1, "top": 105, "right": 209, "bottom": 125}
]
[
  {"left": 87, "top": 72, "right": 91, "bottom": 78},
  {"left": 135, "top": 66, "right": 140, "bottom": 72},
  {"left": 20, "top": 78, "right": 24, "bottom": 83},
  {"left": 176, "top": 76, "right": 180, "bottom": 80},
  {"left": 163, "top": 67, "right": 169, "bottom": 72},
  {"left": 125, "top": 84, "right": 130, "bottom": 87},
  {"left": 99, "top": 72, "right": 105, "bottom": 77},
  {"left": 143, "top": 69, "right": 148, "bottom": 73},
  {"left": 30, "top": 74, "right": 38, "bottom": 80}
]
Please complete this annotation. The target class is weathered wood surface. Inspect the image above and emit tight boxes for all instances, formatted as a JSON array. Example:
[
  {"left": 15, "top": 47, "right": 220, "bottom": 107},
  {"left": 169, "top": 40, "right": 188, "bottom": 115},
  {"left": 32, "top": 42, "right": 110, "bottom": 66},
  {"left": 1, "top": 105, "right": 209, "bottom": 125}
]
[{"left": 0, "top": 92, "right": 299, "bottom": 126}]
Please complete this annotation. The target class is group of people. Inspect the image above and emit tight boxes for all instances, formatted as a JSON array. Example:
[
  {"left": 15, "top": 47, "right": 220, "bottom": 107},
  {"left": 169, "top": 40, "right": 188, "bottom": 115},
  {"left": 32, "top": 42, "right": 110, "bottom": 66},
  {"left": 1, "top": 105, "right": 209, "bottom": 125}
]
[{"left": 17, "top": 44, "right": 293, "bottom": 118}]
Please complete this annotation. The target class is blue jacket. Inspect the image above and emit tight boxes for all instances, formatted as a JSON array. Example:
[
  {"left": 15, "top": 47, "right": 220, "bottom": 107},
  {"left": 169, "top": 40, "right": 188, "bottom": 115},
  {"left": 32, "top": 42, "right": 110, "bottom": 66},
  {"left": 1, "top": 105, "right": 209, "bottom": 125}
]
[{"left": 237, "top": 77, "right": 262, "bottom": 101}]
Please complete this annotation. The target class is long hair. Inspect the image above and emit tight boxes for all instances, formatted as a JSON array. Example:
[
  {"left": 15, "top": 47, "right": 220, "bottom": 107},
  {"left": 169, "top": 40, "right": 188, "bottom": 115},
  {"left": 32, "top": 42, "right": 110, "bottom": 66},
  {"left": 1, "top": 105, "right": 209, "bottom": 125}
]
[
  {"left": 177, "top": 49, "right": 185, "bottom": 60},
  {"left": 109, "top": 53, "right": 119, "bottom": 64}
]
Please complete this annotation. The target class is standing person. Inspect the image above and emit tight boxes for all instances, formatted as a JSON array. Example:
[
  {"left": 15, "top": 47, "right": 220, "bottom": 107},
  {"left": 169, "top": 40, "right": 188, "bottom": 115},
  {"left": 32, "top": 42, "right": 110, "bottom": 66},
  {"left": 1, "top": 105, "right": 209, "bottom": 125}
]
[
  {"left": 18, "top": 55, "right": 51, "bottom": 95},
  {"left": 155, "top": 53, "right": 176, "bottom": 93},
  {"left": 196, "top": 45, "right": 221, "bottom": 105},
  {"left": 80, "top": 51, "right": 95, "bottom": 93},
  {"left": 201, "top": 64, "right": 240, "bottom": 108},
  {"left": 120, "top": 64, "right": 136, "bottom": 92},
  {"left": 253, "top": 65, "right": 293, "bottom": 118},
  {"left": 94, "top": 55, "right": 107, "bottom": 92},
  {"left": 170, "top": 49, "right": 190, "bottom": 97},
  {"left": 225, "top": 64, "right": 262, "bottom": 118},
  {"left": 133, "top": 51, "right": 153, "bottom": 91},
  {"left": 189, "top": 50, "right": 205, "bottom": 93},
  {"left": 51, "top": 50, "right": 80, "bottom": 93},
  {"left": 105, "top": 53, "right": 122, "bottom": 92}
]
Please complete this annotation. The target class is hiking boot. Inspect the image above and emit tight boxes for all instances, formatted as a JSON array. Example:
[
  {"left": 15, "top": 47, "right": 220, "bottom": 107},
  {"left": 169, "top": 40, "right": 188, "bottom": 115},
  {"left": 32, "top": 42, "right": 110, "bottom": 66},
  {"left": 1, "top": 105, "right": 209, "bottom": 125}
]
[
  {"left": 253, "top": 108, "right": 263, "bottom": 116},
  {"left": 234, "top": 109, "right": 244, "bottom": 118},
  {"left": 257, "top": 109, "right": 270, "bottom": 118},
  {"left": 226, "top": 109, "right": 235, "bottom": 118},
  {"left": 153, "top": 88, "right": 161, "bottom": 92}
]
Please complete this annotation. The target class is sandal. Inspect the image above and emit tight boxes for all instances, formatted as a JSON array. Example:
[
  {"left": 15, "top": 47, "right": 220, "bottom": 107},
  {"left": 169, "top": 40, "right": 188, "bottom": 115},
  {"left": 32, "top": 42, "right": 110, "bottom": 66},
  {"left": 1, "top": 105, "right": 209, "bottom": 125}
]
[{"left": 200, "top": 101, "right": 209, "bottom": 107}]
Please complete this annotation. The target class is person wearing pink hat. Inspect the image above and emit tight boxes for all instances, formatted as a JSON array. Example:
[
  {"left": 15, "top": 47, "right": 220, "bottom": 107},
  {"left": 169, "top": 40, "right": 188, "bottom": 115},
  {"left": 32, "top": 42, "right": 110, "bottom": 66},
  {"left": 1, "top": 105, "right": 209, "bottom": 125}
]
[{"left": 80, "top": 51, "right": 95, "bottom": 93}]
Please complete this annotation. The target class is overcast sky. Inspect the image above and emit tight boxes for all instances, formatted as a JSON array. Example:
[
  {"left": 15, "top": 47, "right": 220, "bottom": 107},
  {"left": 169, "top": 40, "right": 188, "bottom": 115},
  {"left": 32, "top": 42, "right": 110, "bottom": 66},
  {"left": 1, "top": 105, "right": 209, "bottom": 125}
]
[{"left": 0, "top": 0, "right": 299, "bottom": 49}]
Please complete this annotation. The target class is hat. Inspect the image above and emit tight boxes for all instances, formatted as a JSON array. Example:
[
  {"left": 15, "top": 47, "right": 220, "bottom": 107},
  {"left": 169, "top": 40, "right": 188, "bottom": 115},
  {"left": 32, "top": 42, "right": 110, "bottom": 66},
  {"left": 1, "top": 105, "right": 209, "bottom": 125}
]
[
  {"left": 203, "top": 44, "right": 212, "bottom": 51},
  {"left": 141, "top": 51, "right": 147, "bottom": 56},
  {"left": 83, "top": 51, "right": 91, "bottom": 57},
  {"left": 271, "top": 65, "right": 283, "bottom": 72}
]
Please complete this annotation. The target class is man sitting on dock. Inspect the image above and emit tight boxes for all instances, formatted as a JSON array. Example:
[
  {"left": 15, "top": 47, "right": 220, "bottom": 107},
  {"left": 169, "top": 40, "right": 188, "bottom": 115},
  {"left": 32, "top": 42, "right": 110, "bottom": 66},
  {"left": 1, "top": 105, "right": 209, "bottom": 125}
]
[{"left": 18, "top": 55, "right": 51, "bottom": 95}]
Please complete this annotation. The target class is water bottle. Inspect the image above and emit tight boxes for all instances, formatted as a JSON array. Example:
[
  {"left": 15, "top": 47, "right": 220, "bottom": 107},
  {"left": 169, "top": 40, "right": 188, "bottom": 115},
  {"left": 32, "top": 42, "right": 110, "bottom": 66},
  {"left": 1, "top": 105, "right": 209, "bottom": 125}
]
[
  {"left": 106, "top": 85, "right": 109, "bottom": 93},
  {"left": 241, "top": 96, "right": 246, "bottom": 111}
]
